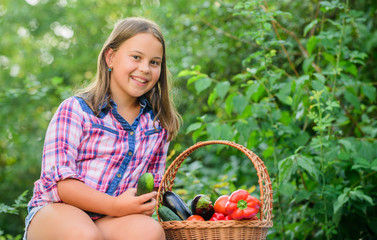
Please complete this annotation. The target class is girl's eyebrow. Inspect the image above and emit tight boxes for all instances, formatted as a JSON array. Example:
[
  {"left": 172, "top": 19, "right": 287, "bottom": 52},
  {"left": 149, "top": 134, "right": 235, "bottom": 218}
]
[{"left": 130, "top": 50, "right": 162, "bottom": 60}]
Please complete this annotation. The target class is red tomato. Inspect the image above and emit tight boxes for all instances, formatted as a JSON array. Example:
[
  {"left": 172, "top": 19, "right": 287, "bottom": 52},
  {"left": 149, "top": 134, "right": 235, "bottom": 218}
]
[
  {"left": 187, "top": 215, "right": 205, "bottom": 221},
  {"left": 214, "top": 195, "right": 229, "bottom": 215}
]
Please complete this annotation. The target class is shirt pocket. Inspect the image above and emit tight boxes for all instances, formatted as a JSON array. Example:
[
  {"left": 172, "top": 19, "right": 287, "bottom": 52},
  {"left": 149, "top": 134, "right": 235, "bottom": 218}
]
[
  {"left": 91, "top": 123, "right": 119, "bottom": 135},
  {"left": 79, "top": 123, "right": 121, "bottom": 159},
  {"left": 145, "top": 127, "right": 163, "bottom": 136},
  {"left": 139, "top": 127, "right": 164, "bottom": 151}
]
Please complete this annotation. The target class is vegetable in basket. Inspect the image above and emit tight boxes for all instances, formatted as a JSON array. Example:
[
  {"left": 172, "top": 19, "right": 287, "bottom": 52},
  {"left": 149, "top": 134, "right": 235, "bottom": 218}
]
[
  {"left": 214, "top": 195, "right": 229, "bottom": 216},
  {"left": 163, "top": 191, "right": 192, "bottom": 220},
  {"left": 158, "top": 205, "right": 182, "bottom": 221},
  {"left": 225, "top": 189, "right": 261, "bottom": 220},
  {"left": 191, "top": 194, "right": 215, "bottom": 220},
  {"left": 187, "top": 215, "right": 205, "bottom": 221},
  {"left": 209, "top": 212, "right": 225, "bottom": 221}
]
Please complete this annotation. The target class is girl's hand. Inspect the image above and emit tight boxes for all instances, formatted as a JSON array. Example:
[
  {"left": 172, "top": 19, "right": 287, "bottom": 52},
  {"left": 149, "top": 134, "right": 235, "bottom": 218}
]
[{"left": 110, "top": 188, "right": 157, "bottom": 217}]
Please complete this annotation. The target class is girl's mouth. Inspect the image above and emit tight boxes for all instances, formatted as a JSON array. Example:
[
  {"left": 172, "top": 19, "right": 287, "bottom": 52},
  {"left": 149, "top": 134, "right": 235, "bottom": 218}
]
[{"left": 131, "top": 75, "right": 148, "bottom": 84}]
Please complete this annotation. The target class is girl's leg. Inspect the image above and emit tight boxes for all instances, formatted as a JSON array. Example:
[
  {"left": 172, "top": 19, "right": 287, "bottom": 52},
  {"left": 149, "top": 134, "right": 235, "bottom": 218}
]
[
  {"left": 95, "top": 214, "right": 165, "bottom": 240},
  {"left": 27, "top": 203, "right": 104, "bottom": 240}
]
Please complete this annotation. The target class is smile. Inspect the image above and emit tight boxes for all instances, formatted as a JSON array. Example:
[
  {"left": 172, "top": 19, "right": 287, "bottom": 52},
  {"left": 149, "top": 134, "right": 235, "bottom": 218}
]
[{"left": 131, "top": 76, "right": 148, "bottom": 84}]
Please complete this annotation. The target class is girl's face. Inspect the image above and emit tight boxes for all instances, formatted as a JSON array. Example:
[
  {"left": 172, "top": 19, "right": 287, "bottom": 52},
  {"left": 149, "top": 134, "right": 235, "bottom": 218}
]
[{"left": 106, "top": 32, "right": 163, "bottom": 103}]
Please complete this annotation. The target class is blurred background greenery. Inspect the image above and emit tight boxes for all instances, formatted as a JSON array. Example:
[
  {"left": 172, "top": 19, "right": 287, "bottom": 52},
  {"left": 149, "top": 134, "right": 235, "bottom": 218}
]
[{"left": 1, "top": 0, "right": 376, "bottom": 239}]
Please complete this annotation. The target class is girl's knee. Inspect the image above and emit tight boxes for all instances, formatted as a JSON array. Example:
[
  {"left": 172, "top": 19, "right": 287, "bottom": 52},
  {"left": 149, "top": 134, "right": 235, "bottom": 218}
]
[
  {"left": 97, "top": 214, "right": 164, "bottom": 240},
  {"left": 142, "top": 218, "right": 165, "bottom": 240},
  {"left": 62, "top": 227, "right": 104, "bottom": 240}
]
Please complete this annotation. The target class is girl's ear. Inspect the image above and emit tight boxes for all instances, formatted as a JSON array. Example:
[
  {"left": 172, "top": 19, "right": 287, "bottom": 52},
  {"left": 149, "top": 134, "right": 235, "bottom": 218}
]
[{"left": 105, "top": 48, "right": 114, "bottom": 67}]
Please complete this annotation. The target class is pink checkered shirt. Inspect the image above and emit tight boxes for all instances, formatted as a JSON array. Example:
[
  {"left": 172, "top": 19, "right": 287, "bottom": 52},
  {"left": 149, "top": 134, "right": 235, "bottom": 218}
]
[{"left": 28, "top": 96, "right": 169, "bottom": 218}]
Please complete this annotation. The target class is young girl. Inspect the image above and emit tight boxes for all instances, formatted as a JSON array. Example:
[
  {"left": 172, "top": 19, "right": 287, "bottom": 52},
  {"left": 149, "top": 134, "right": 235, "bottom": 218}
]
[{"left": 24, "top": 17, "right": 181, "bottom": 240}]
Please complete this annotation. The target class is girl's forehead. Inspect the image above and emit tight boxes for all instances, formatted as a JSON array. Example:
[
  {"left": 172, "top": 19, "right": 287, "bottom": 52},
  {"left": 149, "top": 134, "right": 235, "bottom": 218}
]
[{"left": 119, "top": 32, "right": 163, "bottom": 56}]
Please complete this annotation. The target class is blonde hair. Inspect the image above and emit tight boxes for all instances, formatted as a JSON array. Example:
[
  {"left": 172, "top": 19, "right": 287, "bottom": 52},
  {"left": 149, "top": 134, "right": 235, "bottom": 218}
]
[{"left": 76, "top": 17, "right": 181, "bottom": 141}]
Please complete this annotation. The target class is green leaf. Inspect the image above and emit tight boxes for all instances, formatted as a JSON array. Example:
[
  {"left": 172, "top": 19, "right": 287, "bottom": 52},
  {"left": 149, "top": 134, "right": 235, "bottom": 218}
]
[
  {"left": 276, "top": 82, "right": 293, "bottom": 105},
  {"left": 220, "top": 123, "right": 234, "bottom": 140},
  {"left": 344, "top": 89, "right": 361, "bottom": 110},
  {"left": 297, "top": 155, "right": 318, "bottom": 179},
  {"left": 278, "top": 156, "right": 296, "bottom": 184},
  {"left": 207, "top": 122, "right": 221, "bottom": 139},
  {"left": 51, "top": 76, "right": 63, "bottom": 86},
  {"left": 279, "top": 182, "right": 295, "bottom": 198},
  {"left": 232, "top": 95, "right": 247, "bottom": 114},
  {"left": 352, "top": 157, "right": 370, "bottom": 170},
  {"left": 194, "top": 77, "right": 212, "bottom": 94},
  {"left": 207, "top": 91, "right": 217, "bottom": 106},
  {"left": 263, "top": 145, "right": 275, "bottom": 159},
  {"left": 177, "top": 69, "right": 197, "bottom": 78},
  {"left": 307, "top": 36, "right": 318, "bottom": 55},
  {"left": 215, "top": 81, "right": 230, "bottom": 100},
  {"left": 225, "top": 94, "right": 236, "bottom": 116},
  {"left": 362, "top": 85, "right": 376, "bottom": 103},
  {"left": 339, "top": 138, "right": 356, "bottom": 152},
  {"left": 334, "top": 191, "right": 349, "bottom": 214},
  {"left": 371, "top": 159, "right": 377, "bottom": 171},
  {"left": 350, "top": 189, "right": 374, "bottom": 205},
  {"left": 192, "top": 125, "right": 206, "bottom": 142},
  {"left": 313, "top": 73, "right": 326, "bottom": 83},
  {"left": 304, "top": 19, "right": 319, "bottom": 36},
  {"left": 186, "top": 122, "right": 202, "bottom": 134}
]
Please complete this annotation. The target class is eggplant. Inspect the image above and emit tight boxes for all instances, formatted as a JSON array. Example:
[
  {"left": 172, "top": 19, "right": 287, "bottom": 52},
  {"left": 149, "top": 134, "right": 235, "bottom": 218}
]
[
  {"left": 163, "top": 191, "right": 192, "bottom": 220},
  {"left": 191, "top": 194, "right": 215, "bottom": 220}
]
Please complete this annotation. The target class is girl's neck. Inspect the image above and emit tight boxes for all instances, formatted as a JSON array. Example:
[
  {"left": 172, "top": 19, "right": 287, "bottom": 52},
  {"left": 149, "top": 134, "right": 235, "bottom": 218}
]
[{"left": 112, "top": 96, "right": 141, "bottom": 125}]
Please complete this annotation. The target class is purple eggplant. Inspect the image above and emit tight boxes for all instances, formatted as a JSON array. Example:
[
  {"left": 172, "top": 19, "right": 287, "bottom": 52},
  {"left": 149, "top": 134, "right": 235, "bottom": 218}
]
[{"left": 191, "top": 194, "right": 215, "bottom": 220}]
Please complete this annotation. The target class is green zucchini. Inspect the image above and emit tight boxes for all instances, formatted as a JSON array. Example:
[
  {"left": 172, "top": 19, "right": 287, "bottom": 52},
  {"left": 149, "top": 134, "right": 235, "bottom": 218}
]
[
  {"left": 158, "top": 205, "right": 182, "bottom": 221},
  {"left": 136, "top": 172, "right": 154, "bottom": 196}
]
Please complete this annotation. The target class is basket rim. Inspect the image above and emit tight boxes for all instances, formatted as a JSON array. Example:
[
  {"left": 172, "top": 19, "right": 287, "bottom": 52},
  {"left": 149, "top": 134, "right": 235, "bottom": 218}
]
[
  {"left": 160, "top": 219, "right": 273, "bottom": 229},
  {"left": 156, "top": 140, "right": 273, "bottom": 223}
]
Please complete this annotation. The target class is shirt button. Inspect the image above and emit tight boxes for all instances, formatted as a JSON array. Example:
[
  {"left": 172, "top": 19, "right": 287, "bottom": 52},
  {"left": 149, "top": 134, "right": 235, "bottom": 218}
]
[
  {"left": 130, "top": 131, "right": 134, "bottom": 136},
  {"left": 117, "top": 174, "right": 121, "bottom": 178},
  {"left": 128, "top": 151, "right": 132, "bottom": 156}
]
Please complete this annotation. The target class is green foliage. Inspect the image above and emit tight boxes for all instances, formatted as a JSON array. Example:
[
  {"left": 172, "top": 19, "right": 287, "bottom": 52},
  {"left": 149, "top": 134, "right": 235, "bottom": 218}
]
[{"left": 1, "top": 0, "right": 377, "bottom": 239}]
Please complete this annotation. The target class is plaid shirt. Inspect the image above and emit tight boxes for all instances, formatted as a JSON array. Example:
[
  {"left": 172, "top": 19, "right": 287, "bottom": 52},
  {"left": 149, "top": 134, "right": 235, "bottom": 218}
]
[{"left": 28, "top": 96, "right": 169, "bottom": 215}]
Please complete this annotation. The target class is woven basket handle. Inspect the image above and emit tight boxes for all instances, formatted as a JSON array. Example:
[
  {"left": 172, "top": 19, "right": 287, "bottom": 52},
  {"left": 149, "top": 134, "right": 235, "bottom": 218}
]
[{"left": 156, "top": 140, "right": 273, "bottom": 222}]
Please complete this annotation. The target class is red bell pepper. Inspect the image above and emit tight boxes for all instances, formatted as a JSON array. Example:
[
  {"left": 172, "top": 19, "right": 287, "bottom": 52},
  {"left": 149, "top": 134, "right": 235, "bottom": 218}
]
[
  {"left": 209, "top": 212, "right": 225, "bottom": 221},
  {"left": 225, "top": 189, "right": 260, "bottom": 220}
]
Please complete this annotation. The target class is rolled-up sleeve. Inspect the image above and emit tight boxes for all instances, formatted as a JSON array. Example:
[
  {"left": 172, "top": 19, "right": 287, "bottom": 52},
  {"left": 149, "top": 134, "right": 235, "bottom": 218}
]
[
  {"left": 147, "top": 129, "right": 169, "bottom": 188},
  {"left": 40, "top": 98, "right": 84, "bottom": 202}
]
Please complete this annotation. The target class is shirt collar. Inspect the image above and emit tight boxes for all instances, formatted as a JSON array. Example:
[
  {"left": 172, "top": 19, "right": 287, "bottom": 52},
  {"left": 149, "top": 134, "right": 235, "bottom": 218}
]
[{"left": 98, "top": 95, "right": 151, "bottom": 112}]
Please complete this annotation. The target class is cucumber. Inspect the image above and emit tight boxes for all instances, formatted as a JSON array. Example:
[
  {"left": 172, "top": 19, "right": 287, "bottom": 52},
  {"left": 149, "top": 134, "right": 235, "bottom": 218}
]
[
  {"left": 158, "top": 205, "right": 182, "bottom": 221},
  {"left": 136, "top": 172, "right": 154, "bottom": 196}
]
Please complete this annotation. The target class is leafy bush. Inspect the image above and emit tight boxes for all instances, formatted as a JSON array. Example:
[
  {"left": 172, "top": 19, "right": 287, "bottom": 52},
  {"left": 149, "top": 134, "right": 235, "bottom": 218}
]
[{"left": 174, "top": 0, "right": 377, "bottom": 239}]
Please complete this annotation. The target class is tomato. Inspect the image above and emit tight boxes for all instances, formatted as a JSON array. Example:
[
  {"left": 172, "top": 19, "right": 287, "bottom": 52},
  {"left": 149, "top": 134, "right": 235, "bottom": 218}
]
[
  {"left": 187, "top": 215, "right": 205, "bottom": 221},
  {"left": 214, "top": 195, "right": 229, "bottom": 215}
]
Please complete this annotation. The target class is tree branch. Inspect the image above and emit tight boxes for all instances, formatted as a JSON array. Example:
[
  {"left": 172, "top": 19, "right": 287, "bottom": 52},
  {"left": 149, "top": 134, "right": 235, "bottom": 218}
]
[{"left": 261, "top": 3, "right": 322, "bottom": 73}]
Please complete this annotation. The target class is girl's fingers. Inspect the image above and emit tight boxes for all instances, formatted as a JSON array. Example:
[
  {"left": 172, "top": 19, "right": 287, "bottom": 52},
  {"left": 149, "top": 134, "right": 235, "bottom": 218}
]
[{"left": 136, "top": 191, "right": 157, "bottom": 203}]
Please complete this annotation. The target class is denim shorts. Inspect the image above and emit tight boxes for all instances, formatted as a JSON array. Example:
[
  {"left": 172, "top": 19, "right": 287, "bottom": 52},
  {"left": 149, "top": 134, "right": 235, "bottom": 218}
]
[{"left": 23, "top": 204, "right": 48, "bottom": 240}]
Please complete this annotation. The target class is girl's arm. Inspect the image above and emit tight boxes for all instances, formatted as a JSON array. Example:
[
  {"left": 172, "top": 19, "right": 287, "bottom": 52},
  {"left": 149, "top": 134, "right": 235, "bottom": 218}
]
[{"left": 57, "top": 178, "right": 157, "bottom": 217}]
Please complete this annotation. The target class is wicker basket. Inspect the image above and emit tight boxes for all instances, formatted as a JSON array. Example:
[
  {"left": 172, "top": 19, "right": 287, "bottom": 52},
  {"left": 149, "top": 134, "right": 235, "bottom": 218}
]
[{"left": 156, "top": 140, "right": 273, "bottom": 240}]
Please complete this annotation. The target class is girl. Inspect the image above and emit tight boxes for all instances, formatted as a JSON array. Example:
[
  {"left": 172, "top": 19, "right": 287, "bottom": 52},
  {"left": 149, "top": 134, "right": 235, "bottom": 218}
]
[{"left": 24, "top": 17, "right": 181, "bottom": 240}]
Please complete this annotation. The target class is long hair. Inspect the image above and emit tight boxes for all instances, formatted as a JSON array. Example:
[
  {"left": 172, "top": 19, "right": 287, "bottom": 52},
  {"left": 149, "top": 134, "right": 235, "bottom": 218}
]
[{"left": 76, "top": 17, "right": 181, "bottom": 141}]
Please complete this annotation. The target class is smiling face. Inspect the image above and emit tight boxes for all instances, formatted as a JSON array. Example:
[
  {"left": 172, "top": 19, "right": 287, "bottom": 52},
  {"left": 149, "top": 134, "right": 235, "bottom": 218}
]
[{"left": 106, "top": 32, "right": 163, "bottom": 104}]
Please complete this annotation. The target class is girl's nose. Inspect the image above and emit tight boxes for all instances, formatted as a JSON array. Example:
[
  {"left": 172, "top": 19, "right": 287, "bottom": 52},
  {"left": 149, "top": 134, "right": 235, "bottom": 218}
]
[{"left": 138, "top": 60, "right": 150, "bottom": 73}]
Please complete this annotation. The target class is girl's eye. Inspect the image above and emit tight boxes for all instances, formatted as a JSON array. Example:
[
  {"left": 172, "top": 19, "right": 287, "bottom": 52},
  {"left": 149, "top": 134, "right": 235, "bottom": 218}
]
[
  {"left": 151, "top": 60, "right": 161, "bottom": 66},
  {"left": 132, "top": 55, "right": 140, "bottom": 60}
]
